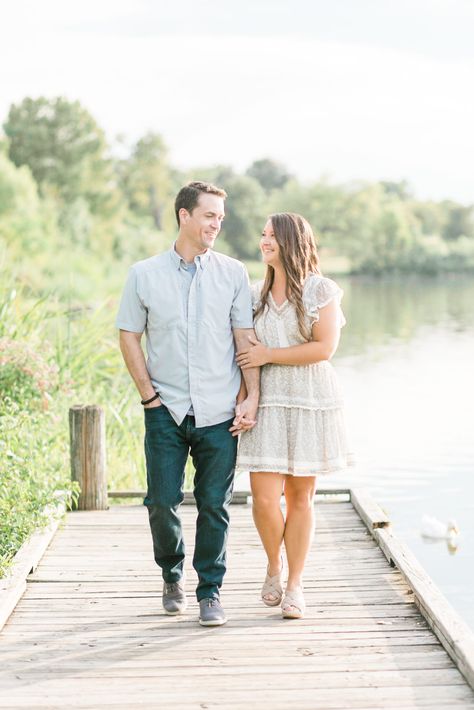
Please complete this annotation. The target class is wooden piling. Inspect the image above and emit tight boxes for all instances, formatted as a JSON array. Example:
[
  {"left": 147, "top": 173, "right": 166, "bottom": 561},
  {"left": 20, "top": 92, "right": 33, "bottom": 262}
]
[{"left": 69, "top": 405, "right": 107, "bottom": 511}]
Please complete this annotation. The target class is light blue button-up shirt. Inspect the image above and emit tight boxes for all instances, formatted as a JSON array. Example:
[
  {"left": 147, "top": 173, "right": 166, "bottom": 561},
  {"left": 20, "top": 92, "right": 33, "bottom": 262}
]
[{"left": 115, "top": 246, "right": 253, "bottom": 427}]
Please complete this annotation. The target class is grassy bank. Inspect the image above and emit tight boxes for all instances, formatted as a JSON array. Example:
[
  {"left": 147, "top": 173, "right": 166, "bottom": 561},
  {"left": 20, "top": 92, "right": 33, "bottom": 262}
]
[{"left": 0, "top": 282, "right": 148, "bottom": 576}]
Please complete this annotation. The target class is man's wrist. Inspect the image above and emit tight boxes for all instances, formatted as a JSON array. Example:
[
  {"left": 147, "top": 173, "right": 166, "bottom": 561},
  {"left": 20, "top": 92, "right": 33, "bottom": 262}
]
[
  {"left": 245, "top": 391, "right": 260, "bottom": 403},
  {"left": 141, "top": 392, "right": 160, "bottom": 406}
]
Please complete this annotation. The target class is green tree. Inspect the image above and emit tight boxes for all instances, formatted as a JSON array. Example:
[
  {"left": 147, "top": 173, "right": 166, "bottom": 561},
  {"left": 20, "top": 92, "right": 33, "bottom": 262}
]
[
  {"left": 117, "top": 132, "right": 174, "bottom": 230},
  {"left": 411, "top": 201, "right": 444, "bottom": 236},
  {"left": 0, "top": 152, "right": 51, "bottom": 256},
  {"left": 268, "top": 179, "right": 351, "bottom": 252},
  {"left": 341, "top": 185, "right": 418, "bottom": 272},
  {"left": 379, "top": 180, "right": 413, "bottom": 201},
  {"left": 218, "top": 173, "right": 267, "bottom": 259},
  {"left": 440, "top": 201, "right": 474, "bottom": 240},
  {"left": 246, "top": 158, "right": 292, "bottom": 193},
  {"left": 4, "top": 97, "right": 115, "bottom": 216}
]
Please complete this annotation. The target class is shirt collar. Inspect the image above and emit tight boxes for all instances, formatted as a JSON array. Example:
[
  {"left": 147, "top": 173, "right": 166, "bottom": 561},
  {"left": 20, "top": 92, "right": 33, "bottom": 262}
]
[{"left": 170, "top": 243, "right": 210, "bottom": 270}]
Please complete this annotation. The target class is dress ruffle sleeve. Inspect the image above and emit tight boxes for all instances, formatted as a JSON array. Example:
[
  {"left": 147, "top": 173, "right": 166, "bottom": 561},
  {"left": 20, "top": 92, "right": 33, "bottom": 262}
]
[{"left": 303, "top": 275, "right": 346, "bottom": 328}]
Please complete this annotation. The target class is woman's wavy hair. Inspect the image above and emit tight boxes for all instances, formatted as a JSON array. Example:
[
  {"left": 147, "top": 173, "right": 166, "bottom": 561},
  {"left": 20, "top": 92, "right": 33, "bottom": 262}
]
[{"left": 254, "top": 212, "right": 321, "bottom": 341}]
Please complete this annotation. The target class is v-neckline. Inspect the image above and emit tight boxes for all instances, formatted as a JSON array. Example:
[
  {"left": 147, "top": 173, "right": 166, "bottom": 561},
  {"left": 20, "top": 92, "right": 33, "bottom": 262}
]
[{"left": 269, "top": 291, "right": 289, "bottom": 311}]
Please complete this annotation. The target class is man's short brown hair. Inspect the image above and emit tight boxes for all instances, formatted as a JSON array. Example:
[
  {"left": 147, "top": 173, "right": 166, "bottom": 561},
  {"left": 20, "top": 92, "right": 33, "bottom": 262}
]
[{"left": 174, "top": 181, "right": 227, "bottom": 227}]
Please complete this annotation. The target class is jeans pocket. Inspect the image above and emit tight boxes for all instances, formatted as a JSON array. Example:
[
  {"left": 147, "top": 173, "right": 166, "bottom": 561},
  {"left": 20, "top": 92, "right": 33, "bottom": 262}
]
[{"left": 144, "top": 404, "right": 167, "bottom": 425}]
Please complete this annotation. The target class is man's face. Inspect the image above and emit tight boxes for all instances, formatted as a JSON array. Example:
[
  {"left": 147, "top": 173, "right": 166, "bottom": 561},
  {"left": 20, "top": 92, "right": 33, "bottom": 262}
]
[{"left": 180, "top": 193, "right": 225, "bottom": 251}]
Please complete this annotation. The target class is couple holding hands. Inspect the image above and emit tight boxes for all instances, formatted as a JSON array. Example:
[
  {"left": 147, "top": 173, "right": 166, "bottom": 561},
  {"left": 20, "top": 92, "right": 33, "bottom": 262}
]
[{"left": 116, "top": 181, "right": 352, "bottom": 626}]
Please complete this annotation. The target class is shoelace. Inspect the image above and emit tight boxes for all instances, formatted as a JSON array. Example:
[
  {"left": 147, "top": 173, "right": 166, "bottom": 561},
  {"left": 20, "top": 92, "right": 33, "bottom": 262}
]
[
  {"left": 166, "top": 582, "right": 182, "bottom": 594},
  {"left": 206, "top": 598, "right": 218, "bottom": 607}
]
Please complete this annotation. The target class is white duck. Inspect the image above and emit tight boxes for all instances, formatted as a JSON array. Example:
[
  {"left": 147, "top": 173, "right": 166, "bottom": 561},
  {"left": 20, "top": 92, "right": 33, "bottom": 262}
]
[{"left": 421, "top": 515, "right": 460, "bottom": 541}]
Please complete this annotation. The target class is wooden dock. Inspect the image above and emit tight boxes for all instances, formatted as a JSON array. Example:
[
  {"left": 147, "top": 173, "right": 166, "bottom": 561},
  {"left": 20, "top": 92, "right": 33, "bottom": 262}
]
[{"left": 1, "top": 492, "right": 474, "bottom": 709}]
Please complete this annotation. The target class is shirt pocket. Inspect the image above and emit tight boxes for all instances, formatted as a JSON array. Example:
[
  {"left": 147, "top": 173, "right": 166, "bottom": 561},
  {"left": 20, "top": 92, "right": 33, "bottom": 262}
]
[
  {"left": 148, "top": 316, "right": 180, "bottom": 332},
  {"left": 145, "top": 295, "right": 182, "bottom": 332},
  {"left": 200, "top": 293, "right": 234, "bottom": 332}
]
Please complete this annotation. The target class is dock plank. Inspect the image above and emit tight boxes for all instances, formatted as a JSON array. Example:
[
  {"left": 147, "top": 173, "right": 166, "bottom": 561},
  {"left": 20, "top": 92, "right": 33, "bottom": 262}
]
[{"left": 1, "top": 502, "right": 474, "bottom": 710}]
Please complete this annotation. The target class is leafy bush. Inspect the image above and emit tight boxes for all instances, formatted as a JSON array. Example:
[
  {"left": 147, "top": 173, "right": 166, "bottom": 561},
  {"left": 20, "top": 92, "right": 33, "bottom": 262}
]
[
  {"left": 0, "top": 398, "right": 77, "bottom": 577},
  {"left": 0, "top": 330, "right": 79, "bottom": 576}
]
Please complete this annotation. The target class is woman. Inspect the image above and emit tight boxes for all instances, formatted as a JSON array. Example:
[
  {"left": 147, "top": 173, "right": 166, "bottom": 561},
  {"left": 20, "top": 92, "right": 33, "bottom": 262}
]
[{"left": 235, "top": 212, "right": 353, "bottom": 619}]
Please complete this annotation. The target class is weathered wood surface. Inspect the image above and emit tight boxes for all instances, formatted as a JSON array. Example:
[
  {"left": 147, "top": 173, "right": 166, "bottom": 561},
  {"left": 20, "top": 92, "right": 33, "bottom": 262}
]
[
  {"left": 69, "top": 405, "right": 107, "bottom": 510},
  {"left": 1, "top": 502, "right": 474, "bottom": 709},
  {"left": 351, "top": 487, "right": 391, "bottom": 529},
  {"left": 108, "top": 487, "right": 350, "bottom": 503},
  {"left": 0, "top": 499, "right": 66, "bottom": 633},
  {"left": 373, "top": 525, "right": 474, "bottom": 689}
]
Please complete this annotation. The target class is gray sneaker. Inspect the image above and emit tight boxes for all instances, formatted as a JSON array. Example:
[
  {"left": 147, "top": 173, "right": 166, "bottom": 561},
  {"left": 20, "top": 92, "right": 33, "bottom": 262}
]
[
  {"left": 199, "top": 597, "right": 227, "bottom": 626},
  {"left": 162, "top": 579, "right": 187, "bottom": 615}
]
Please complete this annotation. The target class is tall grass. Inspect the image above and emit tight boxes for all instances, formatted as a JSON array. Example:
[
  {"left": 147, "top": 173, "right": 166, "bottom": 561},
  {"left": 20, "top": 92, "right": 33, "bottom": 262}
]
[
  {"left": 0, "top": 281, "right": 147, "bottom": 576},
  {"left": 0, "top": 286, "right": 77, "bottom": 576}
]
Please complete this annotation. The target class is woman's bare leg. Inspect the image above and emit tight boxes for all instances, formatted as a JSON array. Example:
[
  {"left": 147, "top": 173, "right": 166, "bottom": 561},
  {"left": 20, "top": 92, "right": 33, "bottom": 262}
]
[
  {"left": 250, "top": 472, "right": 285, "bottom": 577},
  {"left": 283, "top": 475, "right": 317, "bottom": 592}
]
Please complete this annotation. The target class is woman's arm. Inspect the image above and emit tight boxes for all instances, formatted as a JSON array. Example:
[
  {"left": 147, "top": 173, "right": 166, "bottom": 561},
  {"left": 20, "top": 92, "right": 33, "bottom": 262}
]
[{"left": 236, "top": 299, "right": 341, "bottom": 369}]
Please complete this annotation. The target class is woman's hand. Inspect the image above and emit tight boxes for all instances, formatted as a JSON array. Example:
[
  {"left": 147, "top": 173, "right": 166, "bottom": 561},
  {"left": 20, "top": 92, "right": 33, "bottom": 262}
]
[
  {"left": 236, "top": 336, "right": 271, "bottom": 369},
  {"left": 229, "top": 398, "right": 258, "bottom": 436}
]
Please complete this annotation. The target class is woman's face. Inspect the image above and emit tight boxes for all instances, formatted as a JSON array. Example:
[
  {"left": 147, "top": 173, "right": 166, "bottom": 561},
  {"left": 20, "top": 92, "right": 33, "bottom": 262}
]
[{"left": 260, "top": 220, "right": 281, "bottom": 267}]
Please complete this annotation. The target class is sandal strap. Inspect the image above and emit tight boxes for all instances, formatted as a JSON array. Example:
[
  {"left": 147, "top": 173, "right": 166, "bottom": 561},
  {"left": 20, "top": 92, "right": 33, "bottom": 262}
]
[
  {"left": 262, "top": 571, "right": 283, "bottom": 597},
  {"left": 282, "top": 587, "right": 305, "bottom": 613}
]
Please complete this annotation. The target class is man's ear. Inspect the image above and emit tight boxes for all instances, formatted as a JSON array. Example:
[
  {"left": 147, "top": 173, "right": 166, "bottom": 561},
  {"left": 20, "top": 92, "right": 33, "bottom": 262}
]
[{"left": 179, "top": 208, "right": 190, "bottom": 225}]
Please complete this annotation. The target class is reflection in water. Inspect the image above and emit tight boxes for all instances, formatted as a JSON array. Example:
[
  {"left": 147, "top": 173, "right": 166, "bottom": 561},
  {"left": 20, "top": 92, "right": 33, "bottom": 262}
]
[
  {"left": 420, "top": 514, "right": 460, "bottom": 556},
  {"left": 336, "top": 273, "right": 474, "bottom": 358},
  {"left": 333, "top": 274, "right": 474, "bottom": 630},
  {"left": 421, "top": 536, "right": 460, "bottom": 556}
]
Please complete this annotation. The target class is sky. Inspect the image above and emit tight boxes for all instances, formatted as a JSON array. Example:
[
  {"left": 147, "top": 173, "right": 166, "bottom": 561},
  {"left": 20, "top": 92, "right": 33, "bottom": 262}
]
[{"left": 1, "top": 0, "right": 474, "bottom": 203}]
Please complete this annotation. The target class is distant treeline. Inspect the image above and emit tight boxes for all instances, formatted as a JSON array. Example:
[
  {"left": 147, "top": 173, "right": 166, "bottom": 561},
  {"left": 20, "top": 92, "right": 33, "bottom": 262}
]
[{"left": 1, "top": 96, "right": 474, "bottom": 288}]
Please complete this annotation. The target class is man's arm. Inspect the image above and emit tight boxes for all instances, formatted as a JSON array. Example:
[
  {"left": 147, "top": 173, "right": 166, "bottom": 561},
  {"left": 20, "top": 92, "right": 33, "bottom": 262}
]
[
  {"left": 230, "top": 327, "right": 260, "bottom": 434},
  {"left": 119, "top": 330, "right": 161, "bottom": 408}
]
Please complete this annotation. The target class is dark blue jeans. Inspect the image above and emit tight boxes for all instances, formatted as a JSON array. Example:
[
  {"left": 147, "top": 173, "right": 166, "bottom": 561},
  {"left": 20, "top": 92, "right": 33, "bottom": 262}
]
[{"left": 143, "top": 404, "right": 236, "bottom": 601}]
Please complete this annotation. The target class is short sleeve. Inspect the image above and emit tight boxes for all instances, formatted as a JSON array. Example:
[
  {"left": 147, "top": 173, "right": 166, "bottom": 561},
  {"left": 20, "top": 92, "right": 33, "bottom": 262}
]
[
  {"left": 230, "top": 264, "right": 254, "bottom": 329},
  {"left": 303, "top": 275, "right": 346, "bottom": 328},
  {"left": 115, "top": 266, "right": 148, "bottom": 333}
]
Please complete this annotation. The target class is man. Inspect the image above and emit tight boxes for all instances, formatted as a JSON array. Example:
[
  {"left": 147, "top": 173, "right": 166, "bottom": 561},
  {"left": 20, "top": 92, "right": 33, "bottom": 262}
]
[{"left": 116, "top": 181, "right": 259, "bottom": 626}]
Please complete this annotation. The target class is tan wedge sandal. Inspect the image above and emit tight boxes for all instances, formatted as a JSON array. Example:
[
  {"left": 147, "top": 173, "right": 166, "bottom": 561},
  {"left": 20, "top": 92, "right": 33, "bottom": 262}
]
[
  {"left": 261, "top": 565, "right": 283, "bottom": 607},
  {"left": 281, "top": 586, "right": 305, "bottom": 619}
]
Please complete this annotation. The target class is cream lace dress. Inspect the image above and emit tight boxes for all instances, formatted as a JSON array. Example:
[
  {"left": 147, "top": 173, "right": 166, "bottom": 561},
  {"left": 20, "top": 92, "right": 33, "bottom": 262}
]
[{"left": 236, "top": 274, "right": 354, "bottom": 476}]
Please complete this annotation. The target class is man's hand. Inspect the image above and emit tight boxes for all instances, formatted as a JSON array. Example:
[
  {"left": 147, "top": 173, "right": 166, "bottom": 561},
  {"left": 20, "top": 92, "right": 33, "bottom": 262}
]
[
  {"left": 236, "top": 336, "right": 271, "bottom": 369},
  {"left": 229, "top": 397, "right": 258, "bottom": 437},
  {"left": 144, "top": 397, "right": 162, "bottom": 409}
]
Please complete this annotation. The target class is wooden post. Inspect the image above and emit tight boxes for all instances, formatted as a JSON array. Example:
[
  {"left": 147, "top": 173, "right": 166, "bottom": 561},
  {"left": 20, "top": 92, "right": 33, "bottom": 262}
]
[{"left": 69, "top": 405, "right": 108, "bottom": 511}]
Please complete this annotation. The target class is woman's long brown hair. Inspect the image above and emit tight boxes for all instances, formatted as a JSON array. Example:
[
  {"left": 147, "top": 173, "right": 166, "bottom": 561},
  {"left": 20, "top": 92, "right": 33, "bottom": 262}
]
[{"left": 254, "top": 213, "right": 321, "bottom": 341}]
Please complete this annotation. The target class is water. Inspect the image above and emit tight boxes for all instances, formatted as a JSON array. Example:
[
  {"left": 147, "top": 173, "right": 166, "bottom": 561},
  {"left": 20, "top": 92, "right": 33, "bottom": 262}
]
[{"left": 237, "top": 274, "right": 474, "bottom": 630}]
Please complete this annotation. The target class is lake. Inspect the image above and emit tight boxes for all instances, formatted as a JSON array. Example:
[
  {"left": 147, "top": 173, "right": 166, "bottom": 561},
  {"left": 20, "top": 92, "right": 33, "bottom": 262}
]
[{"left": 237, "top": 273, "right": 474, "bottom": 630}]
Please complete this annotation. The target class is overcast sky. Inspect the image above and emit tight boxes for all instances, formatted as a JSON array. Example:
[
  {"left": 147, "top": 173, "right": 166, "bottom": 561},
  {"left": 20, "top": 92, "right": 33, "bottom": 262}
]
[{"left": 1, "top": 0, "right": 473, "bottom": 202}]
